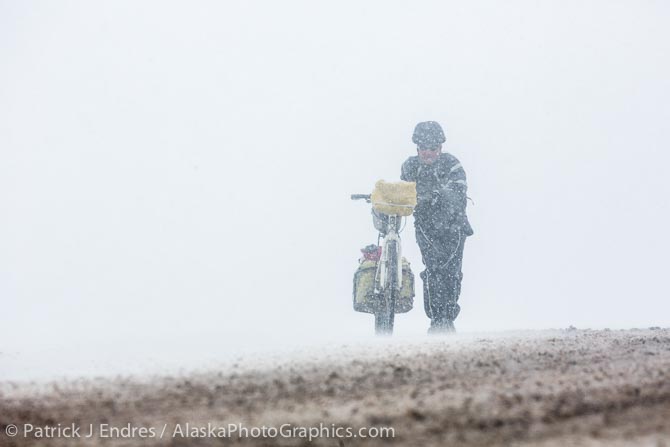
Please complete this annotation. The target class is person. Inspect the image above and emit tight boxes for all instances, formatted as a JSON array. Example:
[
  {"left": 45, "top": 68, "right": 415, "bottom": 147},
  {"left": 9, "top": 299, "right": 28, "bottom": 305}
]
[{"left": 400, "top": 121, "right": 473, "bottom": 333}]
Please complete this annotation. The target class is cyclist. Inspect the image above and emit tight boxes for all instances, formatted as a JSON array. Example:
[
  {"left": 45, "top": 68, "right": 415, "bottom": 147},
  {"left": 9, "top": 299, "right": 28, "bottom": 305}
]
[{"left": 400, "top": 121, "right": 473, "bottom": 333}]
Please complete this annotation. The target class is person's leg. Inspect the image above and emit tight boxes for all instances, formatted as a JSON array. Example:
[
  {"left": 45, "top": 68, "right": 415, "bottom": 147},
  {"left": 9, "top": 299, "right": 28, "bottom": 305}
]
[
  {"left": 416, "top": 226, "right": 463, "bottom": 331},
  {"left": 416, "top": 225, "right": 441, "bottom": 323},
  {"left": 420, "top": 267, "right": 447, "bottom": 324},
  {"left": 442, "top": 231, "right": 465, "bottom": 324},
  {"left": 426, "top": 267, "right": 451, "bottom": 331}
]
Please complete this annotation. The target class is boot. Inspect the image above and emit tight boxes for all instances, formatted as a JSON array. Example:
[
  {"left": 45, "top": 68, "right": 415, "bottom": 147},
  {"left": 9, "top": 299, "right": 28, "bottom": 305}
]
[{"left": 428, "top": 319, "right": 456, "bottom": 335}]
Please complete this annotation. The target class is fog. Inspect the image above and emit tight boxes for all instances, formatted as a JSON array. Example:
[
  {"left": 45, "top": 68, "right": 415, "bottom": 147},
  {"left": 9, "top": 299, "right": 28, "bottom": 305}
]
[{"left": 2, "top": 1, "right": 670, "bottom": 377}]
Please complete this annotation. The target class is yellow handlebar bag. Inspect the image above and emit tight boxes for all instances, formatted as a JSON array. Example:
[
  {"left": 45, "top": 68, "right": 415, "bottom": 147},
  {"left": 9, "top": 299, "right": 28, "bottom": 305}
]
[{"left": 370, "top": 180, "right": 417, "bottom": 216}]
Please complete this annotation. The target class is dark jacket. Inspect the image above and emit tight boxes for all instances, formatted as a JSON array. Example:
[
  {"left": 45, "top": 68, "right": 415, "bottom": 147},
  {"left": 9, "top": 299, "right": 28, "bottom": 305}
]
[{"left": 401, "top": 153, "right": 474, "bottom": 236}]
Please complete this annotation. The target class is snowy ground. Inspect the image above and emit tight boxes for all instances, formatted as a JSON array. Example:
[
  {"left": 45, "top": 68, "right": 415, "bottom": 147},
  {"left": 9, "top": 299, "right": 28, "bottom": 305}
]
[{"left": 2, "top": 328, "right": 670, "bottom": 446}]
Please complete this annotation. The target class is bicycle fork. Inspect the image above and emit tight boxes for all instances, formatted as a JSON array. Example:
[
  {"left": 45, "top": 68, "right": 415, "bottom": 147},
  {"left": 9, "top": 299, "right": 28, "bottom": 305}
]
[{"left": 376, "top": 233, "right": 402, "bottom": 292}]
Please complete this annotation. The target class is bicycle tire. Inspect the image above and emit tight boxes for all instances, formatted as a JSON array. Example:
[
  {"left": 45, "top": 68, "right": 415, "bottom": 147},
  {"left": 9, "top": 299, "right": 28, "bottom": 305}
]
[{"left": 375, "top": 240, "right": 398, "bottom": 335}]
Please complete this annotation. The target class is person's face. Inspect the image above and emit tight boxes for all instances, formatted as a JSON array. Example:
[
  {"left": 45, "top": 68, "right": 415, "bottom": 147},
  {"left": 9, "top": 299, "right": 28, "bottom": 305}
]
[{"left": 417, "top": 144, "right": 442, "bottom": 164}]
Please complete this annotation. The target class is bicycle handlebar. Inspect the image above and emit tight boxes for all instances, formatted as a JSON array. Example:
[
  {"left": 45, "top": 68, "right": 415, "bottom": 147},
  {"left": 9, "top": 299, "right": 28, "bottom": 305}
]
[{"left": 351, "top": 194, "right": 371, "bottom": 201}]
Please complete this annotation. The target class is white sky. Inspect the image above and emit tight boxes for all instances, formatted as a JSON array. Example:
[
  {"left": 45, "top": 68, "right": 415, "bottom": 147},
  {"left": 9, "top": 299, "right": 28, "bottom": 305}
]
[{"left": 2, "top": 0, "right": 670, "bottom": 363}]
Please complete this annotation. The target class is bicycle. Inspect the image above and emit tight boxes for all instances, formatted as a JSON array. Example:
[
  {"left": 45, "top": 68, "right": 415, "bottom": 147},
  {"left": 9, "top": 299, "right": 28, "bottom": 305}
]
[{"left": 351, "top": 181, "right": 416, "bottom": 335}]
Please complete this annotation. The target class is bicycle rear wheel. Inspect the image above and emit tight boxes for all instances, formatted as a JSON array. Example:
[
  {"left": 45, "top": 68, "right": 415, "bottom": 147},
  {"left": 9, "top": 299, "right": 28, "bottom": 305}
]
[{"left": 375, "top": 240, "right": 398, "bottom": 335}]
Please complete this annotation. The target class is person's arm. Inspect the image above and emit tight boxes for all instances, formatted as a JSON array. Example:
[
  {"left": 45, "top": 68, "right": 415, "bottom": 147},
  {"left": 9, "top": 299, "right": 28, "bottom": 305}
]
[
  {"left": 439, "top": 160, "right": 468, "bottom": 228},
  {"left": 400, "top": 158, "right": 413, "bottom": 182}
]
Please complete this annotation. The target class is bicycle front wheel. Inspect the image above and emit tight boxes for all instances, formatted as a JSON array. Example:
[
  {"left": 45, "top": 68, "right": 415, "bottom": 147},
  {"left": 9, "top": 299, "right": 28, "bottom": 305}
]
[{"left": 375, "top": 240, "right": 398, "bottom": 335}]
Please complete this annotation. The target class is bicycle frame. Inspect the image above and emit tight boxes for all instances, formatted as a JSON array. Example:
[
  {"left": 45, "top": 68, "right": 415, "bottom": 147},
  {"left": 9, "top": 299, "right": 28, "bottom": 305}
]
[
  {"left": 352, "top": 192, "right": 411, "bottom": 334},
  {"left": 351, "top": 194, "right": 406, "bottom": 296}
]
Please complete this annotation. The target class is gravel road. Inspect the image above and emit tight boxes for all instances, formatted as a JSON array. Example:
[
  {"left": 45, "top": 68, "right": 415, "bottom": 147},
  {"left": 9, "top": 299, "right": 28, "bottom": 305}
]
[{"left": 2, "top": 328, "right": 670, "bottom": 446}]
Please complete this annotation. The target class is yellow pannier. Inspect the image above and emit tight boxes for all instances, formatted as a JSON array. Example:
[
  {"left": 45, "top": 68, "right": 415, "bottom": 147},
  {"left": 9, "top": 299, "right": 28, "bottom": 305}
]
[
  {"left": 353, "top": 258, "right": 415, "bottom": 314},
  {"left": 370, "top": 180, "right": 417, "bottom": 217}
]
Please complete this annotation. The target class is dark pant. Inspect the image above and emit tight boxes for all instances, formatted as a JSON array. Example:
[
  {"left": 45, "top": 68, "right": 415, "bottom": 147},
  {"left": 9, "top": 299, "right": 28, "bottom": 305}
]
[{"left": 416, "top": 225, "right": 466, "bottom": 323}]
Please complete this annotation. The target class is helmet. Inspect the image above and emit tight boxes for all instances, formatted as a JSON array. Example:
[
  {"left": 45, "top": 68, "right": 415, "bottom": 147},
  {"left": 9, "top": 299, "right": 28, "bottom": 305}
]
[{"left": 412, "top": 121, "right": 446, "bottom": 149}]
